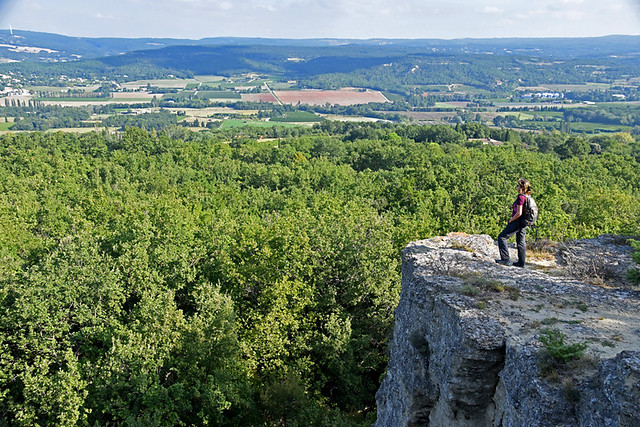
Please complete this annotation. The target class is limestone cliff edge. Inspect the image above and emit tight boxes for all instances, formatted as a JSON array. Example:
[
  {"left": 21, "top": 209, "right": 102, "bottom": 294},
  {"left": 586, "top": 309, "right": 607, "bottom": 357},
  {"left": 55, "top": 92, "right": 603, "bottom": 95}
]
[{"left": 375, "top": 233, "right": 640, "bottom": 426}]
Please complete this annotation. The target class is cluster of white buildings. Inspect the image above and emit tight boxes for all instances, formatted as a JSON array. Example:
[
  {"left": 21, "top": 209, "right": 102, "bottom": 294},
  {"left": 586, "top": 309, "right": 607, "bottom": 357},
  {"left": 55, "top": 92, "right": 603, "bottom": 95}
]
[
  {"left": 0, "top": 72, "right": 20, "bottom": 84},
  {"left": 0, "top": 87, "right": 30, "bottom": 96},
  {"left": 521, "top": 92, "right": 565, "bottom": 100},
  {"left": 0, "top": 72, "right": 25, "bottom": 95}
]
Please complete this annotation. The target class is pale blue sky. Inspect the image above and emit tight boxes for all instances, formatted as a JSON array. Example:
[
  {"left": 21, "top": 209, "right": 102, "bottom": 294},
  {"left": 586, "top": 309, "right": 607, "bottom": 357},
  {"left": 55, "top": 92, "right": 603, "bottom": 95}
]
[{"left": 1, "top": 0, "right": 639, "bottom": 39}]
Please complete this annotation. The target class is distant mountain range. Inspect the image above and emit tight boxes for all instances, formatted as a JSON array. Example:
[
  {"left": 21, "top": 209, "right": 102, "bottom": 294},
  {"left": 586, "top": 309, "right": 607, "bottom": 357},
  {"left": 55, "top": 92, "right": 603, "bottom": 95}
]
[
  {"left": 1, "top": 29, "right": 640, "bottom": 63},
  {"left": 2, "top": 30, "right": 640, "bottom": 84}
]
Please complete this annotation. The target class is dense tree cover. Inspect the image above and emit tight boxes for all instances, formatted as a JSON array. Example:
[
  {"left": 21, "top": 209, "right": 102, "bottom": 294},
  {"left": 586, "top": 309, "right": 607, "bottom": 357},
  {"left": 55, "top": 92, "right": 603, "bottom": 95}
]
[
  {"left": 102, "top": 110, "right": 179, "bottom": 131},
  {"left": 492, "top": 105, "right": 640, "bottom": 134},
  {"left": 563, "top": 104, "right": 640, "bottom": 127},
  {"left": 4, "top": 105, "right": 93, "bottom": 131},
  {"left": 298, "top": 55, "right": 627, "bottom": 93},
  {"left": 1, "top": 123, "right": 639, "bottom": 425},
  {"left": 0, "top": 105, "right": 185, "bottom": 132},
  {"left": 0, "top": 59, "right": 192, "bottom": 85},
  {"left": 629, "top": 240, "right": 640, "bottom": 285},
  {"left": 563, "top": 87, "right": 640, "bottom": 103}
]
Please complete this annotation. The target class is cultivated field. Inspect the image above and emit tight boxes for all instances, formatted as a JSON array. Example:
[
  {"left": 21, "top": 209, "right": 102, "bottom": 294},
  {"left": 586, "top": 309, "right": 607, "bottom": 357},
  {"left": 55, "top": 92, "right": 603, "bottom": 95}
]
[
  {"left": 398, "top": 111, "right": 457, "bottom": 122},
  {"left": 39, "top": 99, "right": 148, "bottom": 107},
  {"left": 35, "top": 91, "right": 158, "bottom": 107},
  {"left": 44, "top": 127, "right": 117, "bottom": 133},
  {"left": 274, "top": 89, "right": 388, "bottom": 106},
  {"left": 165, "top": 107, "right": 259, "bottom": 117},
  {"left": 112, "top": 92, "right": 158, "bottom": 100},
  {"left": 434, "top": 101, "right": 475, "bottom": 108},
  {"left": 318, "top": 114, "right": 384, "bottom": 122},
  {"left": 536, "top": 83, "right": 611, "bottom": 92},
  {"left": 121, "top": 79, "right": 200, "bottom": 90},
  {"left": 240, "top": 93, "right": 279, "bottom": 103},
  {"left": 220, "top": 119, "right": 305, "bottom": 129}
]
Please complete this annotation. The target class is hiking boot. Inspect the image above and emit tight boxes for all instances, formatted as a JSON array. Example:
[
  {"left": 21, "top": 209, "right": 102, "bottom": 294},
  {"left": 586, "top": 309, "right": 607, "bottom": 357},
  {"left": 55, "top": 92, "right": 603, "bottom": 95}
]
[
  {"left": 495, "top": 259, "right": 510, "bottom": 265},
  {"left": 512, "top": 262, "right": 525, "bottom": 268}
]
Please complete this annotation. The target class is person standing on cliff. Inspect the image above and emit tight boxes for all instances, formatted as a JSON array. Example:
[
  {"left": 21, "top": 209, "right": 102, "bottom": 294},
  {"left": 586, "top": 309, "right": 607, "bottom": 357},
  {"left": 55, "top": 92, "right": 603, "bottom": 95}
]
[{"left": 496, "top": 178, "right": 531, "bottom": 267}]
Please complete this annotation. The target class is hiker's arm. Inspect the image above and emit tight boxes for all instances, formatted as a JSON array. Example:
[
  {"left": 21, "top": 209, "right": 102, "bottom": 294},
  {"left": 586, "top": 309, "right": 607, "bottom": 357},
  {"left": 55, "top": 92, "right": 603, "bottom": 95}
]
[{"left": 509, "top": 205, "right": 523, "bottom": 223}]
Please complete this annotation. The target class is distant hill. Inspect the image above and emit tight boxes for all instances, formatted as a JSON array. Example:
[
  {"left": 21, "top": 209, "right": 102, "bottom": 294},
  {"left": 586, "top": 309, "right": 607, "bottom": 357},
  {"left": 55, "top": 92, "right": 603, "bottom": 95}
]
[
  {"left": 2, "top": 30, "right": 640, "bottom": 87},
  {"left": 96, "top": 44, "right": 407, "bottom": 78},
  {"left": 1, "top": 29, "right": 640, "bottom": 63}
]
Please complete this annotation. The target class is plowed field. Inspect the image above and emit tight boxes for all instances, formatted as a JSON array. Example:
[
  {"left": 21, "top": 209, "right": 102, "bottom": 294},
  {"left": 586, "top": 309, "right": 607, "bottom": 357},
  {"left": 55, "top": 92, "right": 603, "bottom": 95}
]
[{"left": 241, "top": 93, "right": 279, "bottom": 103}]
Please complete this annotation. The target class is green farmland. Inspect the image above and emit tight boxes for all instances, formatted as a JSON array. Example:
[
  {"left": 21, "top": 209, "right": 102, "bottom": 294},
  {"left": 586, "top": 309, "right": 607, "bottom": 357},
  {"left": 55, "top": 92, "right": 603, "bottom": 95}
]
[
  {"left": 270, "top": 111, "right": 322, "bottom": 122},
  {"left": 196, "top": 91, "right": 242, "bottom": 99},
  {"left": 220, "top": 119, "right": 304, "bottom": 128},
  {"left": 34, "top": 97, "right": 110, "bottom": 102}
]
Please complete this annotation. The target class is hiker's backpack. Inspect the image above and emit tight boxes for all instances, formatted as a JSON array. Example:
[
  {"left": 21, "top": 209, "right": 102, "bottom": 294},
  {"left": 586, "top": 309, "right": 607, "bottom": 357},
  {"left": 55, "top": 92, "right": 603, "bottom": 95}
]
[{"left": 523, "top": 195, "right": 538, "bottom": 226}]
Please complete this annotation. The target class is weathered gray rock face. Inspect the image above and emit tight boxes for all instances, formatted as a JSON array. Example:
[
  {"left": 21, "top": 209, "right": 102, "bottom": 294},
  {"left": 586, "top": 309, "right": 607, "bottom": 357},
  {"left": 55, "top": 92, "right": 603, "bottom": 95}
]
[
  {"left": 557, "top": 234, "right": 637, "bottom": 288},
  {"left": 375, "top": 233, "right": 640, "bottom": 427}
]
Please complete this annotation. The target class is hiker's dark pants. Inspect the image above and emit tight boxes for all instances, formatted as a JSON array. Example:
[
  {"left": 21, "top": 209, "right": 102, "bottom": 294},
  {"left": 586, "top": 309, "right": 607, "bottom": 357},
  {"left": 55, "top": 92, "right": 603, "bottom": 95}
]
[{"left": 498, "top": 220, "right": 527, "bottom": 265}]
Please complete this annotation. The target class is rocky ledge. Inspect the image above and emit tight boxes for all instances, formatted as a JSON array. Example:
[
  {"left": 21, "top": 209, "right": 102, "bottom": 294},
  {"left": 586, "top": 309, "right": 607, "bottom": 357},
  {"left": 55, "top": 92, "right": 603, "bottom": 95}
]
[{"left": 375, "top": 233, "right": 640, "bottom": 427}]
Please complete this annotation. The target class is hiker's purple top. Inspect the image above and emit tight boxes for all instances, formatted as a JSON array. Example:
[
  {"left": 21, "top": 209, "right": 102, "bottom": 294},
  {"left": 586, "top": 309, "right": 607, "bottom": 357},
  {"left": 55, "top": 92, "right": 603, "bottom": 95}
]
[{"left": 512, "top": 194, "right": 526, "bottom": 217}]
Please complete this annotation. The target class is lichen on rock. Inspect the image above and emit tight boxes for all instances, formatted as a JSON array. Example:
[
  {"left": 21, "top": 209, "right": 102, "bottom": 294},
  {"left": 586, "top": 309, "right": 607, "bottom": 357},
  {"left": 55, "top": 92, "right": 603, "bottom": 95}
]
[{"left": 375, "top": 233, "right": 640, "bottom": 427}]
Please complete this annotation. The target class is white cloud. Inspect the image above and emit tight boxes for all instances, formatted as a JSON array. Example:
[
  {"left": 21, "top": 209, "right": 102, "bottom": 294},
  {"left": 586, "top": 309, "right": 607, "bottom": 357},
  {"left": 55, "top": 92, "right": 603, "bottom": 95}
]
[
  {"left": 95, "top": 13, "right": 117, "bottom": 20},
  {"left": 21, "top": 0, "right": 42, "bottom": 10},
  {"left": 514, "top": 8, "right": 547, "bottom": 19},
  {"left": 1, "top": 0, "right": 639, "bottom": 39},
  {"left": 478, "top": 6, "right": 504, "bottom": 14},
  {"left": 604, "top": 2, "right": 625, "bottom": 12},
  {"left": 553, "top": 9, "right": 587, "bottom": 20}
]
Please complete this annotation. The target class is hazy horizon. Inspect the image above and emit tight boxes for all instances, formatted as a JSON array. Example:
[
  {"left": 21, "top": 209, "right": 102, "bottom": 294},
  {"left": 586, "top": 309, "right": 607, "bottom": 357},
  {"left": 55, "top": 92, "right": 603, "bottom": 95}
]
[
  {"left": 3, "top": 28, "right": 640, "bottom": 42},
  {"left": 0, "top": 0, "right": 639, "bottom": 41}
]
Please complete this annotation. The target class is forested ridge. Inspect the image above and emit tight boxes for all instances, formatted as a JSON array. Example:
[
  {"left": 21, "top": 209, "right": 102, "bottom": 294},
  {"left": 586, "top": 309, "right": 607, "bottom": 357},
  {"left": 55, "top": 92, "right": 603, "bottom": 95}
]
[
  {"left": 1, "top": 123, "right": 639, "bottom": 425},
  {"left": 3, "top": 42, "right": 636, "bottom": 87},
  {"left": 4, "top": 30, "right": 639, "bottom": 62}
]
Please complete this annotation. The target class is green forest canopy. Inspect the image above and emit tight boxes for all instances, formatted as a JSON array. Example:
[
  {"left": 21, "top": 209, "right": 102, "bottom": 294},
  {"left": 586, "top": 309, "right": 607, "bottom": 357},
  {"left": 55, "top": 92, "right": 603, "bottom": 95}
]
[{"left": 1, "top": 123, "right": 639, "bottom": 425}]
